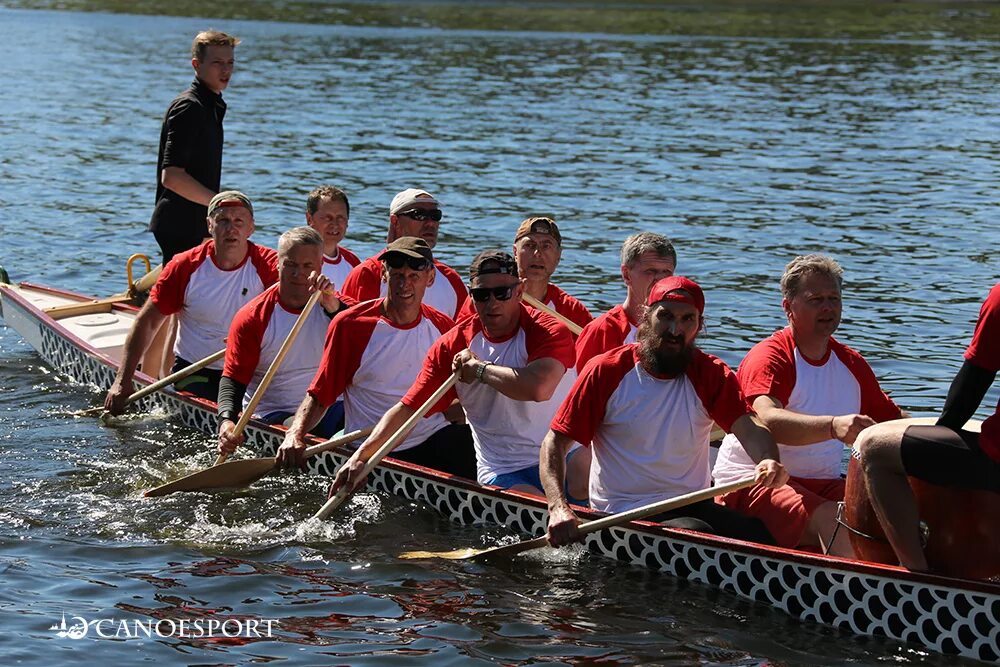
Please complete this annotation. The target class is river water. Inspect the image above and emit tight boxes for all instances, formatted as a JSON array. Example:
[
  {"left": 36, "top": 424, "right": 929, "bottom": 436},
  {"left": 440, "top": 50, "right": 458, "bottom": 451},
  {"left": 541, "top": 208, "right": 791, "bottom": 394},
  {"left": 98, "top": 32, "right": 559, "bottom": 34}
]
[{"left": 1, "top": 3, "right": 998, "bottom": 665}]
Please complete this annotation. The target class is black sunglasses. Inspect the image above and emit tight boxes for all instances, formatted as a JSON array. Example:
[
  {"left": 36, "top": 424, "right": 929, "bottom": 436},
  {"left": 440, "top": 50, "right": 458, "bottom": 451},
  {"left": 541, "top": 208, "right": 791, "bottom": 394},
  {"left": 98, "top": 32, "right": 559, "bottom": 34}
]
[
  {"left": 385, "top": 255, "right": 432, "bottom": 271},
  {"left": 470, "top": 285, "right": 516, "bottom": 303},
  {"left": 398, "top": 208, "right": 442, "bottom": 222}
]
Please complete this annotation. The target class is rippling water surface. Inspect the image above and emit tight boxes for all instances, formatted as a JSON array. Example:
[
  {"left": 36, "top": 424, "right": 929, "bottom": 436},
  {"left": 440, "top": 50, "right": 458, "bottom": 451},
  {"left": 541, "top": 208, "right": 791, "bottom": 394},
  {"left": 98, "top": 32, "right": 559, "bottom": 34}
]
[{"left": 0, "top": 3, "right": 998, "bottom": 665}]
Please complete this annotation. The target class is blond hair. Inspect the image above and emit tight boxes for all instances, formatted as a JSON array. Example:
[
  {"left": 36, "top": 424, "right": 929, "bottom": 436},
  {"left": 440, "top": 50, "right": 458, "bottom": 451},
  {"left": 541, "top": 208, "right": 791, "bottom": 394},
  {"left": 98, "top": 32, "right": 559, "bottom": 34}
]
[
  {"left": 191, "top": 31, "right": 240, "bottom": 61},
  {"left": 780, "top": 254, "right": 843, "bottom": 300}
]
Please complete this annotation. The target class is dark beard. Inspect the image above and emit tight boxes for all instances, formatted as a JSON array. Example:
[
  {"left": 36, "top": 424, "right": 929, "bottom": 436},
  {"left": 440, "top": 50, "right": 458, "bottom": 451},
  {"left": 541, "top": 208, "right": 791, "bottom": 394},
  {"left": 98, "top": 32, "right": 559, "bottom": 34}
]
[{"left": 637, "top": 320, "right": 694, "bottom": 376}]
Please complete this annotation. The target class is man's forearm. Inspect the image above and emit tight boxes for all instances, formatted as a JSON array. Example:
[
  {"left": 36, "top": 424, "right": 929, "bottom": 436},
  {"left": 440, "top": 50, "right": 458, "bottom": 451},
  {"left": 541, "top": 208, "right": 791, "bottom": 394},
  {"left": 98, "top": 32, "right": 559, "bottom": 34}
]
[
  {"left": 540, "top": 431, "right": 572, "bottom": 510},
  {"left": 756, "top": 407, "right": 839, "bottom": 446},
  {"left": 287, "top": 393, "right": 332, "bottom": 440},
  {"left": 938, "top": 360, "right": 996, "bottom": 430},
  {"left": 732, "top": 414, "right": 781, "bottom": 464},
  {"left": 480, "top": 360, "right": 561, "bottom": 402},
  {"left": 161, "top": 167, "right": 215, "bottom": 207},
  {"left": 114, "top": 305, "right": 165, "bottom": 386}
]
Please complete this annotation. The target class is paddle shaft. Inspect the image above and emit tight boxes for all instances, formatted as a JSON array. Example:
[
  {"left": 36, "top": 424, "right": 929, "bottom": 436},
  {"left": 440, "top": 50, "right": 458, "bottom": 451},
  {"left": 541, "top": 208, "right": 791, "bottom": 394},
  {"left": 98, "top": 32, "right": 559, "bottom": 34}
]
[
  {"left": 474, "top": 477, "right": 758, "bottom": 559},
  {"left": 215, "top": 290, "right": 322, "bottom": 465},
  {"left": 313, "top": 370, "right": 461, "bottom": 520},
  {"left": 522, "top": 293, "right": 583, "bottom": 335}
]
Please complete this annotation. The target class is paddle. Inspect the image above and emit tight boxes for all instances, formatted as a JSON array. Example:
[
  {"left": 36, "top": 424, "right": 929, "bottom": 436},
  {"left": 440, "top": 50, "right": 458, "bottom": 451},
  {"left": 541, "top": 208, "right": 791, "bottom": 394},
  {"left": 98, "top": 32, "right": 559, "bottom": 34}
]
[
  {"left": 214, "top": 289, "right": 322, "bottom": 466},
  {"left": 312, "top": 368, "right": 462, "bottom": 521},
  {"left": 400, "top": 477, "right": 757, "bottom": 561},
  {"left": 522, "top": 292, "right": 583, "bottom": 335},
  {"left": 65, "top": 348, "right": 227, "bottom": 418},
  {"left": 144, "top": 426, "right": 374, "bottom": 497}
]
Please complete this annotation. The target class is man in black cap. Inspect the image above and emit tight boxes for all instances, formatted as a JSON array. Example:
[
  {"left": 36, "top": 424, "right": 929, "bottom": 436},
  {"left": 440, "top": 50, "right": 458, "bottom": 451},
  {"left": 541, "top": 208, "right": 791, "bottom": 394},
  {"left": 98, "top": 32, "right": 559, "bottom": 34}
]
[
  {"left": 276, "top": 237, "right": 475, "bottom": 475},
  {"left": 328, "top": 249, "right": 590, "bottom": 501}
]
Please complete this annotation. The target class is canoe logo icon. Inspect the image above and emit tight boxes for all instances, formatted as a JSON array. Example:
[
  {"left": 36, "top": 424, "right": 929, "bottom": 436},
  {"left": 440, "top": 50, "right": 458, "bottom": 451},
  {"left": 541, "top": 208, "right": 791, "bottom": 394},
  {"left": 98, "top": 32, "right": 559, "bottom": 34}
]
[{"left": 50, "top": 612, "right": 90, "bottom": 639}]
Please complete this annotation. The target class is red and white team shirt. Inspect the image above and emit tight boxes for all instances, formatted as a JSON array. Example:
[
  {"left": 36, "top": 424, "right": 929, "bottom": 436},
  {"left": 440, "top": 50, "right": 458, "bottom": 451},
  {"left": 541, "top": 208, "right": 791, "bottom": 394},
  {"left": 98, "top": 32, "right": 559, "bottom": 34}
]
[
  {"left": 966, "top": 283, "right": 1000, "bottom": 461},
  {"left": 309, "top": 299, "right": 455, "bottom": 451},
  {"left": 401, "top": 305, "right": 577, "bottom": 484},
  {"left": 457, "top": 282, "right": 593, "bottom": 332},
  {"left": 574, "top": 304, "right": 637, "bottom": 372},
  {"left": 553, "top": 344, "right": 751, "bottom": 513},
  {"left": 223, "top": 284, "right": 330, "bottom": 416},
  {"left": 340, "top": 254, "right": 468, "bottom": 320},
  {"left": 151, "top": 240, "right": 278, "bottom": 369},
  {"left": 713, "top": 327, "right": 901, "bottom": 484},
  {"left": 320, "top": 245, "right": 360, "bottom": 290}
]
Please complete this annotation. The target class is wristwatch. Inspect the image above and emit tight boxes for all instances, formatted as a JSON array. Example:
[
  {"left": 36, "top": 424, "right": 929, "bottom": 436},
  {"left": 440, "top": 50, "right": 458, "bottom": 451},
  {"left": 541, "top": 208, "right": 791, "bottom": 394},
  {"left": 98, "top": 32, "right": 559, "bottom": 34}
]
[{"left": 475, "top": 361, "right": 493, "bottom": 383}]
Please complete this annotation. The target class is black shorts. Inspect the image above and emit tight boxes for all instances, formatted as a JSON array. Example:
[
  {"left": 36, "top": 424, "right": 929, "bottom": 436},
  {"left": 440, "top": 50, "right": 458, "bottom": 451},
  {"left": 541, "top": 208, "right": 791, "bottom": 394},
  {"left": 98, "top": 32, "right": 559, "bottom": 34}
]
[
  {"left": 901, "top": 425, "right": 1000, "bottom": 492},
  {"left": 649, "top": 499, "right": 776, "bottom": 546},
  {"left": 171, "top": 356, "right": 222, "bottom": 402},
  {"left": 391, "top": 423, "right": 478, "bottom": 480}
]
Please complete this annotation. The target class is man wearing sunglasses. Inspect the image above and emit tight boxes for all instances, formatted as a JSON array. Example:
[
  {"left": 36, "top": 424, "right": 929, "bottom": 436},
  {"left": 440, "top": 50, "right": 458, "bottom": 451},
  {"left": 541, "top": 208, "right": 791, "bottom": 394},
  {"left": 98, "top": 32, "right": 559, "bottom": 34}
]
[
  {"left": 340, "top": 188, "right": 468, "bottom": 319},
  {"left": 329, "top": 250, "right": 590, "bottom": 502},
  {"left": 575, "top": 232, "right": 677, "bottom": 373},
  {"left": 276, "top": 237, "right": 476, "bottom": 475}
]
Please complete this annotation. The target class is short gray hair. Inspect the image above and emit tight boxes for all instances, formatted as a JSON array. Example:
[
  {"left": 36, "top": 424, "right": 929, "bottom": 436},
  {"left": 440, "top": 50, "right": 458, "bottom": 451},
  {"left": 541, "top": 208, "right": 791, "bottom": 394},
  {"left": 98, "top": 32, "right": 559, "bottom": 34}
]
[
  {"left": 277, "top": 226, "right": 323, "bottom": 259},
  {"left": 780, "top": 254, "right": 843, "bottom": 301},
  {"left": 620, "top": 232, "right": 677, "bottom": 268}
]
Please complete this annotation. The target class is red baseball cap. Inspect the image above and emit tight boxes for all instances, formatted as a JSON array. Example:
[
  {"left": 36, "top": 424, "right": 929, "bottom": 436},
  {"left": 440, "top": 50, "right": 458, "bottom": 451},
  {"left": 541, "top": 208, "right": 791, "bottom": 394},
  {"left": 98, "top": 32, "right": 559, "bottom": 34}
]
[{"left": 646, "top": 276, "right": 705, "bottom": 315}]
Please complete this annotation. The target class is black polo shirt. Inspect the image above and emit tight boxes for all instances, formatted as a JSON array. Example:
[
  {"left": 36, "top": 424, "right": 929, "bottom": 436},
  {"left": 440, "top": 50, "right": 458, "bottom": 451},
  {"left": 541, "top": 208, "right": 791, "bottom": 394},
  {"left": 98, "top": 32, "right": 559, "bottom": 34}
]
[{"left": 149, "top": 78, "right": 226, "bottom": 252}]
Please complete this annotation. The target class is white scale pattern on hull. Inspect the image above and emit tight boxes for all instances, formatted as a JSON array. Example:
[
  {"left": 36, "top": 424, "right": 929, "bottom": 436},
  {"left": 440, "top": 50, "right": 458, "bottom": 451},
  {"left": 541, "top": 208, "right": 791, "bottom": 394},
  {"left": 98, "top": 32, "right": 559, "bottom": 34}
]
[{"left": 23, "top": 319, "right": 1000, "bottom": 662}]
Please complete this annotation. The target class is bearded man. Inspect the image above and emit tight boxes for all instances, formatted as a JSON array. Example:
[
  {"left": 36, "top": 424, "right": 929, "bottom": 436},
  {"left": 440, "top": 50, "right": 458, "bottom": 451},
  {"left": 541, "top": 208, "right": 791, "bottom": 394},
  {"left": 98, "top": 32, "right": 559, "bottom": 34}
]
[{"left": 540, "top": 276, "right": 789, "bottom": 546}]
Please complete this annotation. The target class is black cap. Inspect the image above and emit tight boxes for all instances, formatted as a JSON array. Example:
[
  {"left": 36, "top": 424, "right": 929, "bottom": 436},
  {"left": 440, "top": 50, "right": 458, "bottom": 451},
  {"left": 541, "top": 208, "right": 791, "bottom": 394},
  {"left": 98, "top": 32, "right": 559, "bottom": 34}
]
[
  {"left": 469, "top": 249, "right": 519, "bottom": 281},
  {"left": 379, "top": 236, "right": 434, "bottom": 263}
]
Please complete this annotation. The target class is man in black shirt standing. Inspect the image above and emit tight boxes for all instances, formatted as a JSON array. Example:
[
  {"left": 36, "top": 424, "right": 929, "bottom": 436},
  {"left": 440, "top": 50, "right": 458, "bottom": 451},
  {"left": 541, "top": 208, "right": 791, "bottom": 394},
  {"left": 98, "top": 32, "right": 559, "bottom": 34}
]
[{"left": 150, "top": 30, "right": 240, "bottom": 263}]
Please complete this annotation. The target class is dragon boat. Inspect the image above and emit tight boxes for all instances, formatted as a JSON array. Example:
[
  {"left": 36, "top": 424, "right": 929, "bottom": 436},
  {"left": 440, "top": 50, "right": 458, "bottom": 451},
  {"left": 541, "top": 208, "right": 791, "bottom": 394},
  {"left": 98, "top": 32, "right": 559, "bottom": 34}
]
[{"left": 1, "top": 267, "right": 998, "bottom": 663}]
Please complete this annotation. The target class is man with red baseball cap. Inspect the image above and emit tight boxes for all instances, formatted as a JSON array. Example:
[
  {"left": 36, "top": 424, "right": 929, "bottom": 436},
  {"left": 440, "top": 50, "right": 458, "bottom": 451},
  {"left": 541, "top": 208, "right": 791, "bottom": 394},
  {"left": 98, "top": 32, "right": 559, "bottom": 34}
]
[
  {"left": 712, "top": 255, "right": 903, "bottom": 557},
  {"left": 541, "top": 275, "right": 788, "bottom": 547}
]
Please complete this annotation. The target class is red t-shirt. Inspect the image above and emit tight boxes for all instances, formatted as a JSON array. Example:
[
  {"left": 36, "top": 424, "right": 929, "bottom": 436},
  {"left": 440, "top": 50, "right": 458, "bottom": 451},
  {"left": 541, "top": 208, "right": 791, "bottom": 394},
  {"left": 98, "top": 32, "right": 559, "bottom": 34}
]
[
  {"left": 965, "top": 283, "right": 1000, "bottom": 460},
  {"left": 320, "top": 245, "right": 361, "bottom": 290},
  {"left": 150, "top": 240, "right": 278, "bottom": 368},
  {"left": 574, "top": 304, "right": 637, "bottom": 373},
  {"left": 551, "top": 344, "right": 750, "bottom": 512},
  {"left": 401, "top": 304, "right": 576, "bottom": 483}
]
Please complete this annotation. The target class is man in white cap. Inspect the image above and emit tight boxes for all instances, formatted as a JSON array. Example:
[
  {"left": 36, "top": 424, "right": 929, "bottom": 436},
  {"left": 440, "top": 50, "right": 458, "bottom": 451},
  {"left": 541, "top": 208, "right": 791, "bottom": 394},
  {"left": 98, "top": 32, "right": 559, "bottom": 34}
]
[
  {"left": 339, "top": 188, "right": 467, "bottom": 319},
  {"left": 104, "top": 191, "right": 278, "bottom": 412}
]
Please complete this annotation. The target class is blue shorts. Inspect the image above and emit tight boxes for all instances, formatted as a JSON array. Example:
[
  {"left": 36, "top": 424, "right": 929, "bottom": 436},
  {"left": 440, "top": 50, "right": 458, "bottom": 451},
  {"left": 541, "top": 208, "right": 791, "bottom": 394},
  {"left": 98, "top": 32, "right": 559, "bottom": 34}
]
[
  {"left": 262, "top": 400, "right": 344, "bottom": 438},
  {"left": 486, "top": 448, "right": 586, "bottom": 504}
]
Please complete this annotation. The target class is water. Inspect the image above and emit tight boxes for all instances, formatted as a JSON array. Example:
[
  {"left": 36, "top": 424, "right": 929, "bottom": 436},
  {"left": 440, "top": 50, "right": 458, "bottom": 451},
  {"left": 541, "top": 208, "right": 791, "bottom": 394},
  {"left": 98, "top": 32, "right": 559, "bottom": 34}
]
[{"left": 1, "top": 3, "right": 998, "bottom": 664}]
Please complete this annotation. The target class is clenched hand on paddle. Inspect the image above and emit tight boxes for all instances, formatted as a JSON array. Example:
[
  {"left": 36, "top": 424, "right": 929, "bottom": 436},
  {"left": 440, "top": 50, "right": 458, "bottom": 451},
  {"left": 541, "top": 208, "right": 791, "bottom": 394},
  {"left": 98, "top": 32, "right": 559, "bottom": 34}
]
[
  {"left": 217, "top": 273, "right": 336, "bottom": 463},
  {"left": 313, "top": 366, "right": 462, "bottom": 520}
]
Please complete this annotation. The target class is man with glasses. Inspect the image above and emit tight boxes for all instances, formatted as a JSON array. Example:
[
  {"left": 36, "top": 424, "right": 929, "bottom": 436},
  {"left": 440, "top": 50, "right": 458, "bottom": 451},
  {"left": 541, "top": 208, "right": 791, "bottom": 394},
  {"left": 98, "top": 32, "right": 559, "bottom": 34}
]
[
  {"left": 276, "top": 237, "right": 476, "bottom": 475},
  {"left": 575, "top": 232, "right": 677, "bottom": 372},
  {"left": 340, "top": 188, "right": 467, "bottom": 319},
  {"left": 105, "top": 191, "right": 278, "bottom": 413},
  {"left": 329, "top": 250, "right": 590, "bottom": 501}
]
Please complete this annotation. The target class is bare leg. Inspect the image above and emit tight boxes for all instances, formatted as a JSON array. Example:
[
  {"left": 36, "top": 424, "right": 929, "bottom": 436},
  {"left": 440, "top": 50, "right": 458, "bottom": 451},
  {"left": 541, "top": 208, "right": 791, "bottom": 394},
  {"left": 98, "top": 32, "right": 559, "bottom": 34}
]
[
  {"left": 858, "top": 423, "right": 929, "bottom": 571},
  {"left": 803, "top": 500, "right": 854, "bottom": 558}
]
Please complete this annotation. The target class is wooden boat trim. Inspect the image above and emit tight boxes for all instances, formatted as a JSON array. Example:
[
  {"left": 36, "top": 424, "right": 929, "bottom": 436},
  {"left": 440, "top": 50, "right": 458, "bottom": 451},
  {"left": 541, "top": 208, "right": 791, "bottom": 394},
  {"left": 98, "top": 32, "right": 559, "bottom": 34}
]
[{"left": 2, "top": 280, "right": 999, "bottom": 662}]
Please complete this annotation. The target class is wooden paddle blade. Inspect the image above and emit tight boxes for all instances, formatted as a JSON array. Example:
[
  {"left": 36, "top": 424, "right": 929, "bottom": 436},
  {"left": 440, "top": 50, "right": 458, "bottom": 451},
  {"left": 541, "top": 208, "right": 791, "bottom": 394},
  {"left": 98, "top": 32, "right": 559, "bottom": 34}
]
[
  {"left": 399, "top": 547, "right": 484, "bottom": 560},
  {"left": 400, "top": 536, "right": 550, "bottom": 561},
  {"left": 144, "top": 457, "right": 277, "bottom": 497}
]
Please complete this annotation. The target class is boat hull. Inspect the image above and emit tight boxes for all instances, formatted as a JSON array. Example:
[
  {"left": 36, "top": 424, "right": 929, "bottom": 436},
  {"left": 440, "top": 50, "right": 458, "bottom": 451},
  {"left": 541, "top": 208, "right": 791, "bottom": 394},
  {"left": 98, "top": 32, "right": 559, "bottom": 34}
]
[{"left": 2, "top": 280, "right": 999, "bottom": 663}]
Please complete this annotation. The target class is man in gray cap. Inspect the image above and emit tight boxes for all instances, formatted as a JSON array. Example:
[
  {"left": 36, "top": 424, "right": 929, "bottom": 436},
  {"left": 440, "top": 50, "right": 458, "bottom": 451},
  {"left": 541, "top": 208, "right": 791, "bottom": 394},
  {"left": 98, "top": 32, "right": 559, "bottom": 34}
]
[
  {"left": 105, "top": 191, "right": 279, "bottom": 413},
  {"left": 339, "top": 188, "right": 468, "bottom": 319},
  {"left": 276, "top": 236, "right": 476, "bottom": 475}
]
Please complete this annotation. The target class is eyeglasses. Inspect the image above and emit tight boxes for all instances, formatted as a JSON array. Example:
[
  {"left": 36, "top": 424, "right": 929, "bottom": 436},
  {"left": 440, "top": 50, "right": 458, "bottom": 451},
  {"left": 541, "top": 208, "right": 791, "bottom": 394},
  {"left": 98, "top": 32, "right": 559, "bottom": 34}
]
[
  {"left": 385, "top": 255, "right": 432, "bottom": 271},
  {"left": 397, "top": 208, "right": 442, "bottom": 222},
  {"left": 469, "top": 285, "right": 516, "bottom": 303}
]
